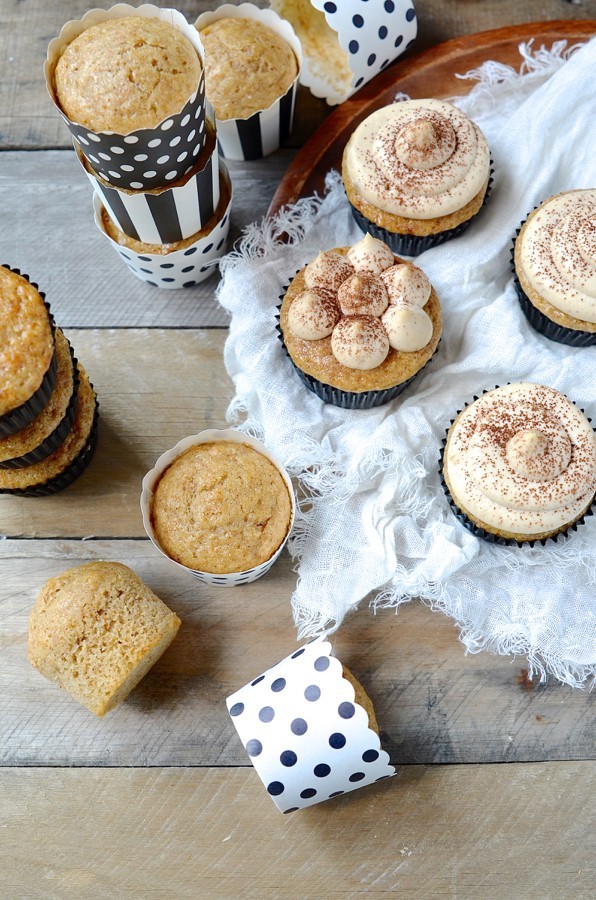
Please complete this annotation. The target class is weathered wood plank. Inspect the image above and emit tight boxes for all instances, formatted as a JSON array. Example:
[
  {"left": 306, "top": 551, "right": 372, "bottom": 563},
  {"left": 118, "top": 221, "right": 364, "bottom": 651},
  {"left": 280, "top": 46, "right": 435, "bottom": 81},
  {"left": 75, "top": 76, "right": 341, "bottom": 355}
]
[
  {"left": 1, "top": 539, "right": 593, "bottom": 766},
  {"left": 1, "top": 762, "right": 594, "bottom": 898}
]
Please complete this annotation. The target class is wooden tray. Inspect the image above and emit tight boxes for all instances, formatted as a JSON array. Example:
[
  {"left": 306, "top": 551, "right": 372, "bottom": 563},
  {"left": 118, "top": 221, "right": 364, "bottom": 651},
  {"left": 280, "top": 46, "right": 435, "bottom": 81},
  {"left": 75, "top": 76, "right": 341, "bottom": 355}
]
[{"left": 268, "top": 20, "right": 596, "bottom": 218}]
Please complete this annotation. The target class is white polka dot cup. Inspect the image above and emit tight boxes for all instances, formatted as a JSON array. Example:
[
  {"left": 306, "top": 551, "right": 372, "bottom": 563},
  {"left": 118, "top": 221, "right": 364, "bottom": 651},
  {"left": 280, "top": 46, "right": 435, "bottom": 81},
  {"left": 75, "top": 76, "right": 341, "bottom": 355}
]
[
  {"left": 94, "top": 163, "right": 232, "bottom": 289},
  {"left": 140, "top": 428, "right": 296, "bottom": 583},
  {"left": 194, "top": 4, "right": 302, "bottom": 161},
  {"left": 227, "top": 638, "right": 395, "bottom": 813},
  {"left": 45, "top": 4, "right": 207, "bottom": 190},
  {"left": 270, "top": 0, "right": 417, "bottom": 105}
]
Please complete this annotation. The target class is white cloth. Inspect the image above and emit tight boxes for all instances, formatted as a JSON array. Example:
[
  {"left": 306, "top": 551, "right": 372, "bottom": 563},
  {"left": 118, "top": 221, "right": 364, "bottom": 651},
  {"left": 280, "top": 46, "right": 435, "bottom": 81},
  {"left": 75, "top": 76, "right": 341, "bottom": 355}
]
[{"left": 217, "top": 39, "right": 596, "bottom": 688}]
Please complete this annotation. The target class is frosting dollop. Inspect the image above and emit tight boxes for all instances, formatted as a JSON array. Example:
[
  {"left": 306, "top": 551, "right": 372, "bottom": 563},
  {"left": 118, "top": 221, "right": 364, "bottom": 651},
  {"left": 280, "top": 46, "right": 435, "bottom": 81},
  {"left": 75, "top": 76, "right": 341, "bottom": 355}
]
[
  {"left": 337, "top": 273, "right": 389, "bottom": 317},
  {"left": 346, "top": 233, "right": 395, "bottom": 274},
  {"left": 331, "top": 316, "right": 389, "bottom": 370},
  {"left": 381, "top": 301, "right": 433, "bottom": 352},
  {"left": 344, "top": 98, "right": 490, "bottom": 219},
  {"left": 287, "top": 288, "right": 340, "bottom": 340},
  {"left": 380, "top": 263, "right": 431, "bottom": 307},
  {"left": 518, "top": 190, "right": 596, "bottom": 324},
  {"left": 304, "top": 251, "right": 354, "bottom": 291},
  {"left": 445, "top": 383, "right": 596, "bottom": 535}
]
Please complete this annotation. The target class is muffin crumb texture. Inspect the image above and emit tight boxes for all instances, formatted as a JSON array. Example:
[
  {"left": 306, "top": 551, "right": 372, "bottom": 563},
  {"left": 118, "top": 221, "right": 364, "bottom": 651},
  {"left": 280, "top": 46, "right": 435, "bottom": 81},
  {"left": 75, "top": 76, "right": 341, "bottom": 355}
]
[
  {"left": 151, "top": 441, "right": 292, "bottom": 573},
  {"left": 28, "top": 561, "right": 181, "bottom": 717}
]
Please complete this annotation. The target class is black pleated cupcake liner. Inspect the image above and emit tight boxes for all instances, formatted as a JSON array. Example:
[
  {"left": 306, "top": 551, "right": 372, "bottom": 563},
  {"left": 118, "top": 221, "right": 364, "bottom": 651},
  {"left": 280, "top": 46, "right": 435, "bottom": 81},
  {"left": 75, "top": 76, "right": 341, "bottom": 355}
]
[
  {"left": 349, "top": 166, "right": 494, "bottom": 257},
  {"left": 0, "top": 400, "right": 99, "bottom": 497},
  {"left": 0, "top": 344, "right": 80, "bottom": 470},
  {"left": 438, "top": 391, "right": 596, "bottom": 547},
  {"left": 0, "top": 266, "right": 57, "bottom": 438},
  {"left": 510, "top": 226, "right": 596, "bottom": 347}
]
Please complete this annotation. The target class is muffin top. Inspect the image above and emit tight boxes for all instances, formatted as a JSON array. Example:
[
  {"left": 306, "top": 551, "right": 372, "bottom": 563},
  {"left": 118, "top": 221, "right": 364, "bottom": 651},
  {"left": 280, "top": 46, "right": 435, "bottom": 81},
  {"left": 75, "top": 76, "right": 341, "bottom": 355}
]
[
  {"left": 198, "top": 17, "right": 298, "bottom": 120},
  {"left": 150, "top": 440, "right": 292, "bottom": 573},
  {"left": 0, "top": 267, "right": 54, "bottom": 418},
  {"left": 54, "top": 16, "right": 202, "bottom": 133}
]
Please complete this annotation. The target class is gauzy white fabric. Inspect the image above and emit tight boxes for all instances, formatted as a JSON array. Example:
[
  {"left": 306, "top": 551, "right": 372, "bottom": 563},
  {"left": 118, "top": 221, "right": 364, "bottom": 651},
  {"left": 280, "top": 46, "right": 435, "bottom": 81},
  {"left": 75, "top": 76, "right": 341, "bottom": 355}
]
[{"left": 217, "top": 40, "right": 596, "bottom": 688}]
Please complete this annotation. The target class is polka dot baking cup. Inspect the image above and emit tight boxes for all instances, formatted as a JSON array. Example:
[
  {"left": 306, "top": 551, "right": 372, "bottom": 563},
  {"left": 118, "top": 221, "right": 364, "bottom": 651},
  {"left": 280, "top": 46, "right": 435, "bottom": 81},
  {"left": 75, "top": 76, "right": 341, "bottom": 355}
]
[
  {"left": 194, "top": 4, "right": 302, "bottom": 161},
  {"left": 227, "top": 637, "right": 395, "bottom": 813},
  {"left": 140, "top": 428, "right": 296, "bottom": 585},
  {"left": 270, "top": 0, "right": 417, "bottom": 105},
  {"left": 78, "top": 119, "right": 220, "bottom": 245},
  {"left": 45, "top": 4, "right": 207, "bottom": 191},
  {"left": 94, "top": 163, "right": 232, "bottom": 289},
  {"left": 510, "top": 228, "right": 596, "bottom": 347}
]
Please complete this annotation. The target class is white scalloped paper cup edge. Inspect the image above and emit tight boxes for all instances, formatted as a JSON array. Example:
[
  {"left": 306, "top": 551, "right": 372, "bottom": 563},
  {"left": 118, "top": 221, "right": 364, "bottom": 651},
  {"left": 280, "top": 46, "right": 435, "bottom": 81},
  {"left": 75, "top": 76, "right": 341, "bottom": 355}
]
[
  {"left": 195, "top": 3, "right": 302, "bottom": 160},
  {"left": 227, "top": 637, "right": 395, "bottom": 813},
  {"left": 45, "top": 4, "right": 207, "bottom": 190},
  {"left": 270, "top": 0, "right": 417, "bottom": 105},
  {"left": 140, "top": 428, "right": 296, "bottom": 585}
]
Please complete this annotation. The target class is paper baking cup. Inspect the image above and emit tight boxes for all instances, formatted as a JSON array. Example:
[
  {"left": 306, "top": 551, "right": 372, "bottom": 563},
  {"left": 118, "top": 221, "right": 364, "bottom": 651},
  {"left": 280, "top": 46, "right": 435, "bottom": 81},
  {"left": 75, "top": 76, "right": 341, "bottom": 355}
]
[
  {"left": 510, "top": 228, "right": 596, "bottom": 347},
  {"left": 270, "top": 0, "right": 417, "bottom": 105},
  {"left": 227, "top": 637, "right": 395, "bottom": 813},
  {"left": 78, "top": 121, "right": 220, "bottom": 244},
  {"left": 195, "top": 4, "right": 302, "bottom": 160},
  {"left": 141, "top": 428, "right": 296, "bottom": 585},
  {"left": 94, "top": 164, "right": 232, "bottom": 289},
  {"left": 45, "top": 4, "right": 207, "bottom": 190}
]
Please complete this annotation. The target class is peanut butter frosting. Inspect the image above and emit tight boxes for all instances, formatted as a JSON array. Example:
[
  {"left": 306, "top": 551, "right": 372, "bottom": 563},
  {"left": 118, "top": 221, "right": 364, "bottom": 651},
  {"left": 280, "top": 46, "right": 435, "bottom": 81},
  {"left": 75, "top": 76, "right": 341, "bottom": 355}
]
[
  {"left": 444, "top": 383, "right": 596, "bottom": 537},
  {"left": 516, "top": 190, "right": 596, "bottom": 324},
  {"left": 343, "top": 99, "right": 490, "bottom": 220}
]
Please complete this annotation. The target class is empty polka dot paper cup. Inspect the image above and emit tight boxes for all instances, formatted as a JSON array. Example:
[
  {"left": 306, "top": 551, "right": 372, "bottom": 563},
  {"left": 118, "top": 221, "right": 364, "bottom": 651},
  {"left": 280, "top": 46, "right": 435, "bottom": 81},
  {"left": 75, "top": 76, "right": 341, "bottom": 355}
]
[
  {"left": 227, "top": 637, "right": 395, "bottom": 813},
  {"left": 194, "top": 4, "right": 302, "bottom": 160},
  {"left": 94, "top": 162, "right": 232, "bottom": 289},
  {"left": 45, "top": 4, "right": 207, "bottom": 191},
  {"left": 270, "top": 0, "right": 417, "bottom": 105}
]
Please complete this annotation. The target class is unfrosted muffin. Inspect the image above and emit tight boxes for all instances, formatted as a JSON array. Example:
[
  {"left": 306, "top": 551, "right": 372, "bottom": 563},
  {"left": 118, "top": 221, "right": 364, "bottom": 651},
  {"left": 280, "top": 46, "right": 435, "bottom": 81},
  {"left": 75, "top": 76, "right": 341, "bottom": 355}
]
[
  {"left": 28, "top": 561, "right": 181, "bottom": 717},
  {"left": 342, "top": 99, "right": 491, "bottom": 254},
  {"left": 150, "top": 440, "right": 293, "bottom": 574},
  {"left": 441, "top": 383, "right": 596, "bottom": 544},
  {"left": 54, "top": 16, "right": 202, "bottom": 133},
  {"left": 279, "top": 234, "right": 442, "bottom": 408},
  {"left": 198, "top": 16, "right": 298, "bottom": 120},
  {"left": 513, "top": 189, "right": 596, "bottom": 346}
]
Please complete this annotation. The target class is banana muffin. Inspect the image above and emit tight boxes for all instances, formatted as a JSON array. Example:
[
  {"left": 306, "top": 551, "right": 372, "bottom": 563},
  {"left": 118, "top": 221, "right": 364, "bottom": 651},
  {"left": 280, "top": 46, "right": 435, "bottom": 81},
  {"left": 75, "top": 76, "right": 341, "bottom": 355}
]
[{"left": 28, "top": 561, "right": 181, "bottom": 717}]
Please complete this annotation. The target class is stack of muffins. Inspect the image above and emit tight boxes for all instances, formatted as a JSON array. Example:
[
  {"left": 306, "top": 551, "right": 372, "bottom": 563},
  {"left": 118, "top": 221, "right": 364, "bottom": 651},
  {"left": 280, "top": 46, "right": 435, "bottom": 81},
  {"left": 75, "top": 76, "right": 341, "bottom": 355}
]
[
  {"left": 0, "top": 266, "right": 98, "bottom": 495},
  {"left": 45, "top": 6, "right": 233, "bottom": 289}
]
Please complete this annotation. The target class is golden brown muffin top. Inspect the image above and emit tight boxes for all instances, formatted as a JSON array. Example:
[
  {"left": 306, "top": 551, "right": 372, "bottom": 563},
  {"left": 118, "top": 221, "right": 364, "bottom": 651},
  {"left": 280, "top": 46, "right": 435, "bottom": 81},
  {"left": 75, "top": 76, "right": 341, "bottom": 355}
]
[
  {"left": 198, "top": 17, "right": 297, "bottom": 120},
  {"left": 54, "top": 16, "right": 202, "bottom": 133}
]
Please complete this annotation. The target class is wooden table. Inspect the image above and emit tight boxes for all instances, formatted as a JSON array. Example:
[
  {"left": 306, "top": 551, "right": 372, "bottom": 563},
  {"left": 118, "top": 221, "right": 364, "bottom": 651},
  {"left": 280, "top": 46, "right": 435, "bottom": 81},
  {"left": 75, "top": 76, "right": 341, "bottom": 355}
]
[{"left": 1, "top": 2, "right": 595, "bottom": 897}]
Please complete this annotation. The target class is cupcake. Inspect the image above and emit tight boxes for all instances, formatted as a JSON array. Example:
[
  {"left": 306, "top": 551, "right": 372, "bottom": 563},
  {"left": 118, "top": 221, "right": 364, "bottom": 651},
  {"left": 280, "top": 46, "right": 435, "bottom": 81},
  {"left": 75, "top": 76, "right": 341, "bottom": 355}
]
[
  {"left": 278, "top": 234, "right": 442, "bottom": 408},
  {"left": 512, "top": 189, "right": 596, "bottom": 346},
  {"left": 28, "top": 561, "right": 181, "bottom": 717},
  {"left": 141, "top": 429, "right": 295, "bottom": 585},
  {"left": 0, "top": 266, "right": 56, "bottom": 437},
  {"left": 342, "top": 99, "right": 491, "bottom": 254},
  {"left": 440, "top": 382, "right": 596, "bottom": 545},
  {"left": 195, "top": 4, "right": 302, "bottom": 160}
]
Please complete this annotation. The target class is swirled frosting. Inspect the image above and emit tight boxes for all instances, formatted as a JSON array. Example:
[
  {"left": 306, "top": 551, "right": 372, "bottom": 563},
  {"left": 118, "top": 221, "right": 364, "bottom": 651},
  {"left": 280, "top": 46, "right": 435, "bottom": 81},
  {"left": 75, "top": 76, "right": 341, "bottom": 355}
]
[
  {"left": 445, "top": 383, "right": 596, "bottom": 535},
  {"left": 344, "top": 99, "right": 490, "bottom": 219},
  {"left": 517, "top": 190, "right": 596, "bottom": 324}
]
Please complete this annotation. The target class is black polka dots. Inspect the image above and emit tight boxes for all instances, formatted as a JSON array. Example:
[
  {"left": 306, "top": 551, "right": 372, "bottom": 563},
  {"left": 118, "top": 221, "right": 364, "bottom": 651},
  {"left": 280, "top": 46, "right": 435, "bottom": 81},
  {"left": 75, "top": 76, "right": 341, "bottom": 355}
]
[
  {"left": 304, "top": 685, "right": 321, "bottom": 702},
  {"left": 291, "top": 718, "right": 308, "bottom": 736},
  {"left": 259, "top": 706, "right": 275, "bottom": 723},
  {"left": 280, "top": 750, "right": 297, "bottom": 767},
  {"left": 338, "top": 701, "right": 355, "bottom": 719},
  {"left": 314, "top": 764, "right": 331, "bottom": 778},
  {"left": 329, "top": 732, "right": 347, "bottom": 750},
  {"left": 267, "top": 781, "right": 284, "bottom": 796},
  {"left": 314, "top": 656, "right": 329, "bottom": 672},
  {"left": 229, "top": 702, "right": 244, "bottom": 717},
  {"left": 362, "top": 749, "right": 379, "bottom": 763},
  {"left": 271, "top": 678, "right": 286, "bottom": 692},
  {"left": 246, "top": 739, "right": 262, "bottom": 757}
]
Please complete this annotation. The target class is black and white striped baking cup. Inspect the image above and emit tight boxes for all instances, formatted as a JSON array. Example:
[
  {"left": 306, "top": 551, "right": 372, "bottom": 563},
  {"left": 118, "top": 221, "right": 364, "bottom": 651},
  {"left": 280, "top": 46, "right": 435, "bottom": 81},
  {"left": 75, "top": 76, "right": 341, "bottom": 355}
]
[
  {"left": 510, "top": 227, "right": 596, "bottom": 347},
  {"left": 94, "top": 163, "right": 232, "bottom": 289},
  {"left": 195, "top": 4, "right": 302, "bottom": 161},
  {"left": 270, "top": 0, "right": 417, "bottom": 105},
  {"left": 45, "top": 5, "right": 207, "bottom": 191},
  {"left": 78, "top": 120, "right": 220, "bottom": 244},
  {"left": 227, "top": 637, "right": 395, "bottom": 813},
  {"left": 141, "top": 428, "right": 295, "bottom": 585},
  {"left": 0, "top": 266, "right": 57, "bottom": 438},
  {"left": 0, "top": 340, "right": 80, "bottom": 470},
  {"left": 438, "top": 391, "right": 596, "bottom": 547}
]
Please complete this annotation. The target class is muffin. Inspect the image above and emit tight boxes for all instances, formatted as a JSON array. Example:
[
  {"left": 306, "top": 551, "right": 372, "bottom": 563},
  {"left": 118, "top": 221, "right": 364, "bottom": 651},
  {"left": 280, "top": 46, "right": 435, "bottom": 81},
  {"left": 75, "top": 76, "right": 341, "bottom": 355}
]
[
  {"left": 0, "top": 363, "right": 98, "bottom": 496},
  {"left": 28, "top": 561, "right": 181, "bottom": 717},
  {"left": 278, "top": 234, "right": 442, "bottom": 408},
  {"left": 441, "top": 382, "right": 596, "bottom": 545},
  {"left": 342, "top": 99, "right": 491, "bottom": 254},
  {"left": 513, "top": 189, "right": 596, "bottom": 346},
  {"left": 0, "top": 266, "right": 56, "bottom": 437},
  {"left": 0, "top": 329, "right": 79, "bottom": 469}
]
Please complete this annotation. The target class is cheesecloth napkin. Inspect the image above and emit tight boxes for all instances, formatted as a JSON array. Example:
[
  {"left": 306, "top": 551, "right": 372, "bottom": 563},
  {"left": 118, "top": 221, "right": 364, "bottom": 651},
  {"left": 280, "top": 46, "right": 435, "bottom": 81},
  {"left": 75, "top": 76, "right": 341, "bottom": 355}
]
[{"left": 217, "top": 39, "right": 596, "bottom": 688}]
